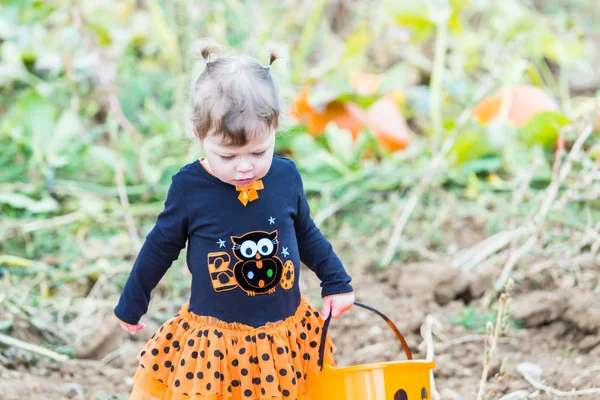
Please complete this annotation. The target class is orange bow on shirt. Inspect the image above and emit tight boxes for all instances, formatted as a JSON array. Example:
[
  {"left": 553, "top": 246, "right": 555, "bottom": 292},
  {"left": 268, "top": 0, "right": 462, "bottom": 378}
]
[{"left": 235, "top": 180, "right": 264, "bottom": 206}]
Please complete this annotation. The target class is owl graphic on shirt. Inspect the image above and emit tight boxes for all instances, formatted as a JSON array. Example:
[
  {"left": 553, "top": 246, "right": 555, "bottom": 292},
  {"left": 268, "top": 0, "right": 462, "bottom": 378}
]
[{"left": 230, "top": 230, "right": 283, "bottom": 296}]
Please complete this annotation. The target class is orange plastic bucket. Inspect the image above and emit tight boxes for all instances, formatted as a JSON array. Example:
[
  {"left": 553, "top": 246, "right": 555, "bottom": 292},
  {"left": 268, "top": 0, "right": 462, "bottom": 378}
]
[{"left": 306, "top": 302, "right": 436, "bottom": 400}]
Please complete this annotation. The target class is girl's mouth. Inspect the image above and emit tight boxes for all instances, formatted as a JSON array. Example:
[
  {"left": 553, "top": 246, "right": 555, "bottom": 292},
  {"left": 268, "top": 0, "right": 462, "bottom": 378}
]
[{"left": 235, "top": 178, "right": 254, "bottom": 186}]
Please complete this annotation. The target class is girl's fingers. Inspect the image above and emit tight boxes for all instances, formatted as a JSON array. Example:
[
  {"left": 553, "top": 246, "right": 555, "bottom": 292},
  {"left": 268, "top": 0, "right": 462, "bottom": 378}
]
[{"left": 321, "top": 298, "right": 332, "bottom": 320}]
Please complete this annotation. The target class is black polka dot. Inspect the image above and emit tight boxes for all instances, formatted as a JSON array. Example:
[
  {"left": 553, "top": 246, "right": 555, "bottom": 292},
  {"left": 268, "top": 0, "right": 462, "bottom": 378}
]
[
  {"left": 183, "top": 322, "right": 189, "bottom": 330},
  {"left": 313, "top": 311, "right": 320, "bottom": 318},
  {"left": 191, "top": 351, "right": 198, "bottom": 359},
  {"left": 307, "top": 323, "right": 312, "bottom": 331},
  {"left": 261, "top": 388, "right": 266, "bottom": 395},
  {"left": 241, "top": 368, "right": 248, "bottom": 376},
  {"left": 207, "top": 383, "right": 212, "bottom": 390},
  {"left": 180, "top": 359, "right": 185, "bottom": 366},
  {"left": 186, "top": 372, "right": 193, "bottom": 379},
  {"left": 214, "top": 371, "right": 221, "bottom": 379},
  {"left": 203, "top": 329, "right": 209, "bottom": 336},
  {"left": 228, "top": 386, "right": 232, "bottom": 393},
  {"left": 245, "top": 335, "right": 251, "bottom": 342},
  {"left": 305, "top": 311, "right": 311, "bottom": 317},
  {"left": 303, "top": 353, "right": 310, "bottom": 360},
  {"left": 283, "top": 389, "right": 290, "bottom": 397},
  {"left": 287, "top": 330, "right": 292, "bottom": 337},
  {"left": 152, "top": 364, "right": 159, "bottom": 371},
  {"left": 214, "top": 329, "right": 219, "bottom": 335},
  {"left": 207, "top": 361, "right": 212, "bottom": 369},
  {"left": 266, "top": 375, "right": 274, "bottom": 383},
  {"left": 171, "top": 365, "right": 175, "bottom": 372},
  {"left": 166, "top": 333, "right": 173, "bottom": 340},
  {"left": 207, "top": 340, "right": 211, "bottom": 347},
  {"left": 279, "top": 369, "right": 287, "bottom": 376},
  {"left": 315, "top": 327, "right": 320, "bottom": 334},
  {"left": 232, "top": 380, "right": 240, "bottom": 387},
  {"left": 175, "top": 380, "right": 180, "bottom": 387},
  {"left": 200, "top": 350, "right": 205, "bottom": 358},
  {"left": 158, "top": 379, "right": 163, "bottom": 383},
  {"left": 262, "top": 354, "right": 270, "bottom": 361},
  {"left": 197, "top": 371, "right": 204, "bottom": 379},
  {"left": 317, "top": 359, "right": 322, "bottom": 367},
  {"left": 151, "top": 349, "right": 159, "bottom": 356},
  {"left": 240, "top": 348, "right": 246, "bottom": 355},
  {"left": 173, "top": 341, "right": 179, "bottom": 348},
  {"left": 140, "top": 351, "right": 146, "bottom": 357},
  {"left": 244, "top": 389, "right": 252, "bottom": 397},
  {"left": 252, "top": 336, "right": 256, "bottom": 343},
  {"left": 310, "top": 341, "right": 318, "bottom": 348},
  {"left": 197, "top": 330, "right": 203, "bottom": 337},
  {"left": 214, "top": 350, "right": 221, "bottom": 358},
  {"left": 291, "top": 351, "right": 297, "bottom": 358},
  {"left": 285, "top": 346, "right": 289, "bottom": 353},
  {"left": 232, "top": 359, "right": 239, "bottom": 367},
  {"left": 165, "top": 360, "right": 172, "bottom": 368},
  {"left": 216, "top": 331, "right": 223, "bottom": 338},
  {"left": 188, "top": 339, "right": 195, "bottom": 346},
  {"left": 296, "top": 371, "right": 302, "bottom": 379},
  {"left": 277, "top": 347, "right": 284, "bottom": 355},
  {"left": 258, "top": 332, "right": 266, "bottom": 340},
  {"left": 300, "top": 332, "right": 307, "bottom": 340},
  {"left": 253, "top": 377, "right": 261, "bottom": 385},
  {"left": 395, "top": 389, "right": 408, "bottom": 400}
]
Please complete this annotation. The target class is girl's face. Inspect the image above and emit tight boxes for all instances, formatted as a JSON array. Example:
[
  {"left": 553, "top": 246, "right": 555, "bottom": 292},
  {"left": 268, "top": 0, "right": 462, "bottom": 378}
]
[{"left": 202, "top": 131, "right": 275, "bottom": 187}]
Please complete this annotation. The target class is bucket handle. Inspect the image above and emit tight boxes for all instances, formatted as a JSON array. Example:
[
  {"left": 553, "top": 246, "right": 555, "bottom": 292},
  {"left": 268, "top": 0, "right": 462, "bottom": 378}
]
[{"left": 318, "top": 302, "right": 413, "bottom": 371}]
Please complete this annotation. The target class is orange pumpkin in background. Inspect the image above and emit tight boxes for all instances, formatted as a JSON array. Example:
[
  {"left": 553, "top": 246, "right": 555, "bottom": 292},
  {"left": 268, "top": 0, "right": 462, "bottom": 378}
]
[
  {"left": 291, "top": 91, "right": 410, "bottom": 152},
  {"left": 471, "top": 84, "right": 559, "bottom": 127}
]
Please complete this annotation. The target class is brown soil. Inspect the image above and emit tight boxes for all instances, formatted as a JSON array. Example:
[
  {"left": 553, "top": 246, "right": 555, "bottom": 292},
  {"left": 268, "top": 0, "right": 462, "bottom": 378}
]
[{"left": 1, "top": 256, "right": 599, "bottom": 399}]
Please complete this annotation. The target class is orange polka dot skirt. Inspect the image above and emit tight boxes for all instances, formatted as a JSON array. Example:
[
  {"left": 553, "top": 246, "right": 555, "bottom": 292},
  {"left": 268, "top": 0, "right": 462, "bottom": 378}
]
[{"left": 129, "top": 296, "right": 336, "bottom": 400}]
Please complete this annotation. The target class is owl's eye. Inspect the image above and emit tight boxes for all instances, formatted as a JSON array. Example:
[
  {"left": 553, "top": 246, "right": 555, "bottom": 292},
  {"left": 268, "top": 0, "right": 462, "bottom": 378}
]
[
  {"left": 257, "top": 238, "right": 274, "bottom": 256},
  {"left": 240, "top": 241, "right": 258, "bottom": 258}
]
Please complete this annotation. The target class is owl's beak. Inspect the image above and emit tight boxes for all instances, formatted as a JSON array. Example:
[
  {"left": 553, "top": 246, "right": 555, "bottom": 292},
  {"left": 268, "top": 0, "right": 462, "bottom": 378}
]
[{"left": 256, "top": 254, "right": 261, "bottom": 260}]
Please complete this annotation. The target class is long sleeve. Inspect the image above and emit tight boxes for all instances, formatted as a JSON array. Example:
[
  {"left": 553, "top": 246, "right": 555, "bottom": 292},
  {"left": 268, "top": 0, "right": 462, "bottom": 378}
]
[
  {"left": 293, "top": 167, "right": 353, "bottom": 298},
  {"left": 114, "top": 179, "right": 189, "bottom": 324}
]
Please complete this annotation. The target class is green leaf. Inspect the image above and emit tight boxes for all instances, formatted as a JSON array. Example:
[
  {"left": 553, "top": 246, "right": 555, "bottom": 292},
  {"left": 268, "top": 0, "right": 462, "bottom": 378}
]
[
  {"left": 519, "top": 111, "right": 570, "bottom": 148},
  {"left": 0, "top": 192, "right": 59, "bottom": 213},
  {"left": 448, "top": 127, "right": 490, "bottom": 165},
  {"left": 47, "top": 109, "right": 83, "bottom": 168},
  {"left": 324, "top": 122, "right": 354, "bottom": 166}
]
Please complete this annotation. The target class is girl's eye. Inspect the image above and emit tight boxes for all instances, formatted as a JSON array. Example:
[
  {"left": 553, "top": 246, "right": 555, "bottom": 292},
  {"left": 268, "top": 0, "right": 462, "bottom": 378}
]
[
  {"left": 220, "top": 155, "right": 235, "bottom": 161},
  {"left": 252, "top": 151, "right": 266, "bottom": 157}
]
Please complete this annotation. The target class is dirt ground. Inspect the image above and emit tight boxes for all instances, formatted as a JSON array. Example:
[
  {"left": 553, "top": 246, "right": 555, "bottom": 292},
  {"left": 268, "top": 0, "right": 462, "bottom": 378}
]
[{"left": 1, "top": 233, "right": 599, "bottom": 399}]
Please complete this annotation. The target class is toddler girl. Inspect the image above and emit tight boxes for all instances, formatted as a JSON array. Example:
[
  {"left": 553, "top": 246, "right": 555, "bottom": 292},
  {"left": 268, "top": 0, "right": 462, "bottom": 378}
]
[{"left": 114, "top": 42, "right": 355, "bottom": 400}]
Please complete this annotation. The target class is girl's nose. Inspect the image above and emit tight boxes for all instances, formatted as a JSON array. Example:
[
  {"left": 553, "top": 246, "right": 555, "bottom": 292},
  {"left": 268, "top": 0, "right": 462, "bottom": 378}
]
[{"left": 236, "top": 162, "right": 253, "bottom": 173}]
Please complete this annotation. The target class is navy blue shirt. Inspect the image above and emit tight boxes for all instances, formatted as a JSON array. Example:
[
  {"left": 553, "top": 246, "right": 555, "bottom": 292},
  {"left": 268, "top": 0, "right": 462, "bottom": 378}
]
[{"left": 114, "top": 156, "right": 353, "bottom": 327}]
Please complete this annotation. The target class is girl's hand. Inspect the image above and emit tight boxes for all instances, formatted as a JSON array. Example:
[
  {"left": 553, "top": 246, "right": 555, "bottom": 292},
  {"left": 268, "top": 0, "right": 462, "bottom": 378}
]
[
  {"left": 321, "top": 292, "right": 355, "bottom": 320},
  {"left": 118, "top": 319, "right": 146, "bottom": 334}
]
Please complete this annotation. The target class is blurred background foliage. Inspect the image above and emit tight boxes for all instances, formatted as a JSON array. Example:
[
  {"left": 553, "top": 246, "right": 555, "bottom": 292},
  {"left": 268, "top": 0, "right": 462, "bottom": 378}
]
[{"left": 0, "top": 0, "right": 599, "bottom": 357}]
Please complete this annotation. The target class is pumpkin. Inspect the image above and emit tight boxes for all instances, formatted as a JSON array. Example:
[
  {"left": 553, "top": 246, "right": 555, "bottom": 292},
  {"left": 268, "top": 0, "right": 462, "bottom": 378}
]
[{"left": 471, "top": 84, "right": 559, "bottom": 127}]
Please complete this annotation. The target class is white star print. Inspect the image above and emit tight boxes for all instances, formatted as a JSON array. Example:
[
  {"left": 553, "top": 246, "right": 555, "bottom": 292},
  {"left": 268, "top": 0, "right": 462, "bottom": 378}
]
[
  {"left": 282, "top": 247, "right": 289, "bottom": 258},
  {"left": 268, "top": 216, "right": 276, "bottom": 225},
  {"left": 217, "top": 239, "right": 226, "bottom": 248}
]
